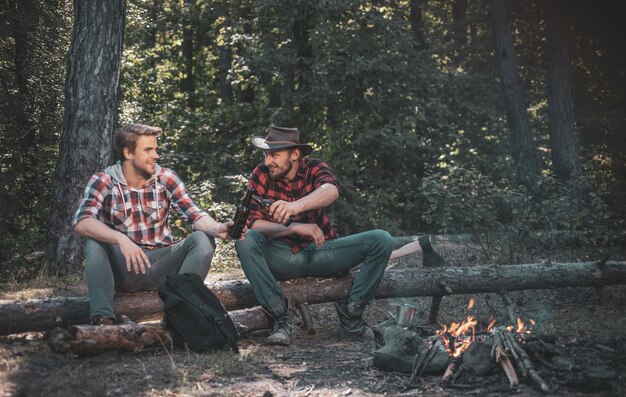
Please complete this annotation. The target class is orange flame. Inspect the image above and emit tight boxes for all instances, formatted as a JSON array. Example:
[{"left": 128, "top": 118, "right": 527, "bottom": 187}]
[
  {"left": 467, "top": 297, "right": 475, "bottom": 310},
  {"left": 487, "top": 317, "right": 497, "bottom": 333},
  {"left": 437, "top": 315, "right": 478, "bottom": 357},
  {"left": 515, "top": 318, "right": 535, "bottom": 341}
]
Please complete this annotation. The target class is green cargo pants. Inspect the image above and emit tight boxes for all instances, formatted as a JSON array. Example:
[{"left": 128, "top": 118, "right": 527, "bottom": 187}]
[
  {"left": 235, "top": 229, "right": 393, "bottom": 316},
  {"left": 84, "top": 231, "right": 215, "bottom": 321}
]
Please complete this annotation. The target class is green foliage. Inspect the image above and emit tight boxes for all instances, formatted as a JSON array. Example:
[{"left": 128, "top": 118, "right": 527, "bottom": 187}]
[
  {"left": 420, "top": 165, "right": 619, "bottom": 263},
  {"left": 2, "top": 0, "right": 626, "bottom": 279},
  {"left": 0, "top": 0, "right": 71, "bottom": 267}
]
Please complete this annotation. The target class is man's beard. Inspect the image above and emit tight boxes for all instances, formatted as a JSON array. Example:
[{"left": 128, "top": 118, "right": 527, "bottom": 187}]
[
  {"left": 132, "top": 160, "right": 156, "bottom": 180},
  {"left": 269, "top": 161, "right": 292, "bottom": 181}
]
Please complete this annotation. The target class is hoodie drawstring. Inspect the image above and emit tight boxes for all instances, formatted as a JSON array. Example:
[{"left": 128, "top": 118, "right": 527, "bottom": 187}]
[
  {"left": 155, "top": 177, "right": 159, "bottom": 211},
  {"left": 117, "top": 181, "right": 128, "bottom": 214}
]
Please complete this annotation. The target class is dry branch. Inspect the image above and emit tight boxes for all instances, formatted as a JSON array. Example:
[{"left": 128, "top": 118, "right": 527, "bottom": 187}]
[
  {"left": 2, "top": 260, "right": 626, "bottom": 336},
  {"left": 492, "top": 332, "right": 519, "bottom": 387},
  {"left": 504, "top": 332, "right": 551, "bottom": 392}
]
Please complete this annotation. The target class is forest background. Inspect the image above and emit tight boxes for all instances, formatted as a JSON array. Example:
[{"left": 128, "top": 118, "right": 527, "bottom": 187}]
[{"left": 1, "top": 0, "right": 625, "bottom": 280}]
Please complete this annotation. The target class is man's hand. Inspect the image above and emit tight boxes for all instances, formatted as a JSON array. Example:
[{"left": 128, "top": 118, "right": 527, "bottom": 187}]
[
  {"left": 215, "top": 220, "right": 244, "bottom": 240},
  {"left": 117, "top": 235, "right": 151, "bottom": 274},
  {"left": 289, "top": 223, "right": 325, "bottom": 248},
  {"left": 193, "top": 217, "right": 245, "bottom": 240},
  {"left": 269, "top": 200, "right": 300, "bottom": 225}
]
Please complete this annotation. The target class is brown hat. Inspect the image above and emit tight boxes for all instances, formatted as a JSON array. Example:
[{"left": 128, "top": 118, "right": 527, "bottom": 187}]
[{"left": 252, "top": 126, "right": 313, "bottom": 156}]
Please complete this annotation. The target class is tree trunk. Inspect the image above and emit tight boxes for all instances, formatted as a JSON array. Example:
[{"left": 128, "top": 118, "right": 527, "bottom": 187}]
[
  {"left": 181, "top": 0, "right": 195, "bottom": 108},
  {"left": 545, "top": 0, "right": 580, "bottom": 182},
  {"left": 409, "top": 0, "right": 425, "bottom": 46},
  {"left": 452, "top": 0, "right": 468, "bottom": 46},
  {"left": 2, "top": 260, "right": 625, "bottom": 336},
  {"left": 489, "top": 0, "right": 539, "bottom": 184},
  {"left": 215, "top": 4, "right": 233, "bottom": 105},
  {"left": 293, "top": 3, "right": 312, "bottom": 108},
  {"left": 46, "top": 0, "right": 126, "bottom": 275}
]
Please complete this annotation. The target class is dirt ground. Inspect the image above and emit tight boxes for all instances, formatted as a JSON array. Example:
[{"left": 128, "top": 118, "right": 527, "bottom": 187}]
[{"left": 1, "top": 240, "right": 625, "bottom": 396}]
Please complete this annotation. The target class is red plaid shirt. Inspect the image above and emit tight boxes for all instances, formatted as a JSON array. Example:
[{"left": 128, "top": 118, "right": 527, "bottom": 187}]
[
  {"left": 247, "top": 158, "right": 340, "bottom": 253},
  {"left": 73, "top": 166, "right": 208, "bottom": 249}
]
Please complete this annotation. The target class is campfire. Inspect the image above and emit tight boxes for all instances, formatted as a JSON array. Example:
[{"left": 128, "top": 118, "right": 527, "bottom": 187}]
[{"left": 372, "top": 298, "right": 551, "bottom": 392}]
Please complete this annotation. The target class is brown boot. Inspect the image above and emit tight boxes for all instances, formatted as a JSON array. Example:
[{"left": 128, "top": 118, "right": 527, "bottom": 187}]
[
  {"left": 334, "top": 300, "right": 374, "bottom": 339},
  {"left": 266, "top": 299, "right": 294, "bottom": 346}
]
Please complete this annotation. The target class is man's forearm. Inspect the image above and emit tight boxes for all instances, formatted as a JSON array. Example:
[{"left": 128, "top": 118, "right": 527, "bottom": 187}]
[
  {"left": 192, "top": 215, "right": 223, "bottom": 237},
  {"left": 251, "top": 219, "right": 295, "bottom": 238},
  {"left": 293, "top": 183, "right": 339, "bottom": 213},
  {"left": 73, "top": 218, "right": 126, "bottom": 245}
]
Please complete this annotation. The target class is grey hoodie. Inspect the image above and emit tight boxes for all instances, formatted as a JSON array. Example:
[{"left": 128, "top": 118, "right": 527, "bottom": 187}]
[{"left": 104, "top": 161, "right": 162, "bottom": 213}]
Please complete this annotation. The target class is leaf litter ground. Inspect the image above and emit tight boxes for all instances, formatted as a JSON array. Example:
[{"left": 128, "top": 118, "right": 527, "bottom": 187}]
[{"left": 1, "top": 240, "right": 625, "bottom": 396}]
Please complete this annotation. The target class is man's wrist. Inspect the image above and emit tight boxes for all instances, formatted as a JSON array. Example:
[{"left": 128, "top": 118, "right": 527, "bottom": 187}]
[
  {"left": 114, "top": 232, "right": 128, "bottom": 245},
  {"left": 293, "top": 200, "right": 305, "bottom": 214}
]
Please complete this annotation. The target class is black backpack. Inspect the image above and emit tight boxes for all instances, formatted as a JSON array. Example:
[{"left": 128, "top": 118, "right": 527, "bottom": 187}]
[{"left": 158, "top": 273, "right": 239, "bottom": 353}]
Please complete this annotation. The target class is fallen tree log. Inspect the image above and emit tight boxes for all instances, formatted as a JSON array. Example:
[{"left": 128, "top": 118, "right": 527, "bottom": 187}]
[
  {"left": 49, "top": 306, "right": 271, "bottom": 355},
  {"left": 2, "top": 260, "right": 625, "bottom": 336}
]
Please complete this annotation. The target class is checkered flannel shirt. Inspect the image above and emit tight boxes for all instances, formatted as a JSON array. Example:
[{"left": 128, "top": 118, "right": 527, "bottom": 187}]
[
  {"left": 72, "top": 167, "right": 208, "bottom": 249},
  {"left": 247, "top": 158, "right": 340, "bottom": 253}
]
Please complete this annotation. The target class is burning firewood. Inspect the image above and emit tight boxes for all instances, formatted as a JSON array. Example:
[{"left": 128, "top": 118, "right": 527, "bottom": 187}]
[
  {"left": 492, "top": 334, "right": 519, "bottom": 387},
  {"left": 503, "top": 331, "right": 551, "bottom": 392}
]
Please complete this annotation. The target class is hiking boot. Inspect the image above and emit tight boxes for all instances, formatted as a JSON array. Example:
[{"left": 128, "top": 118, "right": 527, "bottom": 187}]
[
  {"left": 91, "top": 315, "right": 115, "bottom": 326},
  {"left": 266, "top": 299, "right": 294, "bottom": 346},
  {"left": 418, "top": 235, "right": 446, "bottom": 267},
  {"left": 334, "top": 300, "right": 374, "bottom": 339}
]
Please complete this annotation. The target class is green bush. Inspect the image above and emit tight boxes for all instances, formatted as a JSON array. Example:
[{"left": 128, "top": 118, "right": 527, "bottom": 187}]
[{"left": 419, "top": 166, "right": 618, "bottom": 263}]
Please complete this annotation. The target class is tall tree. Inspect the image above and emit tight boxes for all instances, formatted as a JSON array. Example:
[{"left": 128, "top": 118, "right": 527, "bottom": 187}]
[
  {"left": 215, "top": 3, "right": 233, "bottom": 105},
  {"left": 544, "top": 0, "right": 580, "bottom": 181},
  {"left": 452, "top": 0, "right": 468, "bottom": 46},
  {"left": 409, "top": 0, "right": 425, "bottom": 46},
  {"left": 489, "top": 0, "right": 539, "bottom": 183},
  {"left": 181, "top": 0, "right": 196, "bottom": 108},
  {"left": 46, "top": 0, "right": 126, "bottom": 275}
]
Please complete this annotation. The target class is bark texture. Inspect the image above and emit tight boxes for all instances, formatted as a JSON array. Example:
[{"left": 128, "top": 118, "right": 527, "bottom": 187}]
[
  {"left": 2, "top": 260, "right": 625, "bottom": 336},
  {"left": 48, "top": 306, "right": 270, "bottom": 355},
  {"left": 545, "top": 0, "right": 580, "bottom": 181},
  {"left": 489, "top": 0, "right": 539, "bottom": 183},
  {"left": 46, "top": 0, "right": 126, "bottom": 275}
]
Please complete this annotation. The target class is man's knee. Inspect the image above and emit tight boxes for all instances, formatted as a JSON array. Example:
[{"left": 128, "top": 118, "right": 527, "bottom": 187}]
[
  {"left": 369, "top": 229, "right": 394, "bottom": 251},
  {"left": 188, "top": 231, "right": 215, "bottom": 259},
  {"left": 85, "top": 238, "right": 107, "bottom": 256},
  {"left": 235, "top": 229, "right": 266, "bottom": 252},
  {"left": 84, "top": 238, "right": 111, "bottom": 270}
]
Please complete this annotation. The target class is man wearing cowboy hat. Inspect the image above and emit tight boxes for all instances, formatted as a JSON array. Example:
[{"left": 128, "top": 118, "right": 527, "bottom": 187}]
[{"left": 235, "top": 126, "right": 393, "bottom": 345}]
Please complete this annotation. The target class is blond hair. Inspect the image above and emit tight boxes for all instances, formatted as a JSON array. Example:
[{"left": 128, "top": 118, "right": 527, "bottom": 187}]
[{"left": 113, "top": 124, "right": 162, "bottom": 161}]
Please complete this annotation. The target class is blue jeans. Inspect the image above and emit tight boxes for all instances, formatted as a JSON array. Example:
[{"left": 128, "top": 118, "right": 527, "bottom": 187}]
[
  {"left": 235, "top": 229, "right": 393, "bottom": 316},
  {"left": 84, "top": 231, "right": 215, "bottom": 320}
]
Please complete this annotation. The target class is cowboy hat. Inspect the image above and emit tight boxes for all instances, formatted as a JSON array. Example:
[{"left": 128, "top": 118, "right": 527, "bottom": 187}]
[{"left": 251, "top": 126, "right": 313, "bottom": 156}]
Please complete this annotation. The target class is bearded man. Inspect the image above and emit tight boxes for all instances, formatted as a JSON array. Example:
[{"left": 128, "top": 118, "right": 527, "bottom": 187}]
[{"left": 235, "top": 126, "right": 393, "bottom": 345}]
